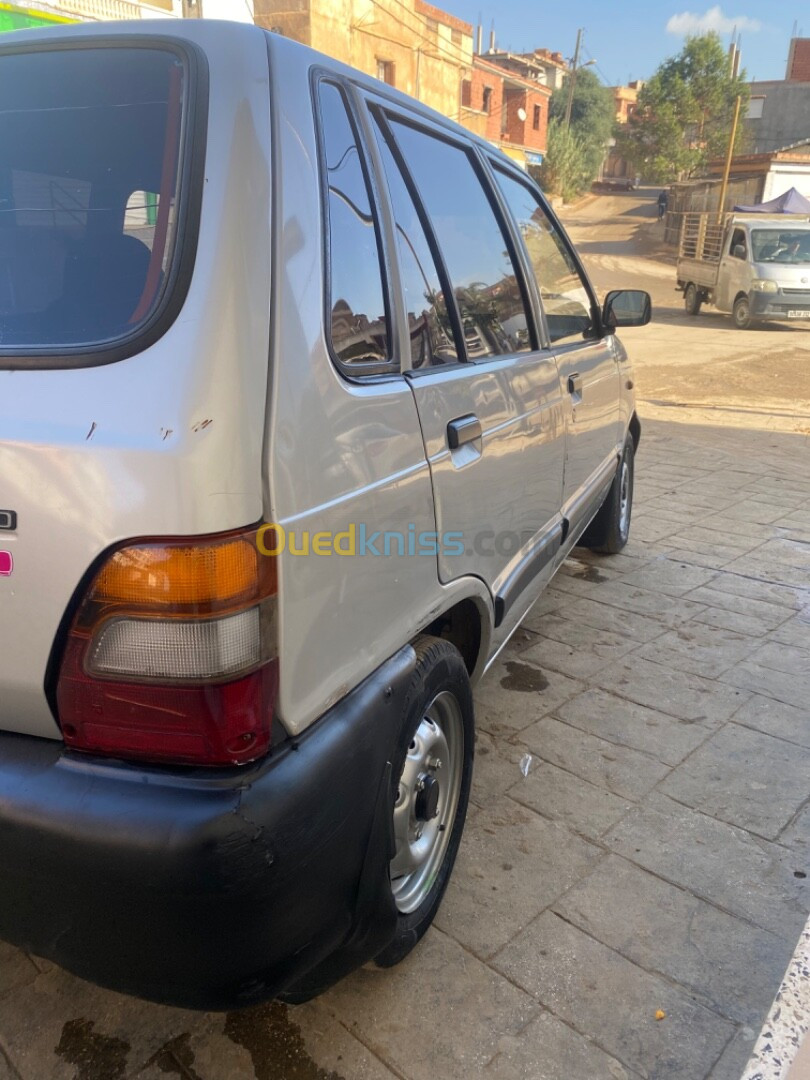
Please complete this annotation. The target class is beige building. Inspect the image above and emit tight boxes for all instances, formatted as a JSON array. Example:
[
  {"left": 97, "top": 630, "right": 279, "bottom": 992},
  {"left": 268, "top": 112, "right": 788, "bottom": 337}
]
[
  {"left": 0, "top": 0, "right": 252, "bottom": 37},
  {"left": 255, "top": 0, "right": 474, "bottom": 121}
]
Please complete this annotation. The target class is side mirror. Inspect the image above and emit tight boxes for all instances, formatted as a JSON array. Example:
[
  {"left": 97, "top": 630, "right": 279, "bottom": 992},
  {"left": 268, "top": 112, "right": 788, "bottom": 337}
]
[
  {"left": 602, "top": 290, "right": 651, "bottom": 332},
  {"left": 733, "top": 244, "right": 746, "bottom": 260}
]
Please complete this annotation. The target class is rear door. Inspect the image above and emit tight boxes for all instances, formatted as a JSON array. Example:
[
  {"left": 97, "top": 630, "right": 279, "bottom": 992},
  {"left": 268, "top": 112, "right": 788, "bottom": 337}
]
[
  {"left": 491, "top": 179, "right": 621, "bottom": 540},
  {"left": 365, "top": 105, "right": 565, "bottom": 632}
]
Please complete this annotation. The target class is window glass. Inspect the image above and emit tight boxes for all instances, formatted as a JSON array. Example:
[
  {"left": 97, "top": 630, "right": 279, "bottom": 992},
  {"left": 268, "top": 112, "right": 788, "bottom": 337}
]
[
  {"left": 319, "top": 82, "right": 390, "bottom": 368},
  {"left": 371, "top": 117, "right": 457, "bottom": 368},
  {"left": 495, "top": 169, "right": 594, "bottom": 344},
  {"left": 752, "top": 229, "right": 810, "bottom": 263},
  {"left": 0, "top": 47, "right": 186, "bottom": 352},
  {"left": 730, "top": 228, "right": 747, "bottom": 259},
  {"left": 388, "top": 120, "right": 531, "bottom": 359}
]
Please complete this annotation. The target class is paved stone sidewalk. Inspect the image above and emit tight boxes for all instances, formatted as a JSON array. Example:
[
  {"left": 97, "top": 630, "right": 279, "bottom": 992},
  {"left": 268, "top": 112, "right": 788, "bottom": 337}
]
[{"left": 0, "top": 416, "right": 808, "bottom": 1080}]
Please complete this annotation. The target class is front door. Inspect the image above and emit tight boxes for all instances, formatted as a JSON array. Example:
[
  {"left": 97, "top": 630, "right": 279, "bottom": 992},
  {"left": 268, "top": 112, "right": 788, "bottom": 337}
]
[
  {"left": 717, "top": 225, "right": 749, "bottom": 311},
  {"left": 366, "top": 108, "right": 565, "bottom": 631},
  {"left": 490, "top": 170, "right": 621, "bottom": 541}
]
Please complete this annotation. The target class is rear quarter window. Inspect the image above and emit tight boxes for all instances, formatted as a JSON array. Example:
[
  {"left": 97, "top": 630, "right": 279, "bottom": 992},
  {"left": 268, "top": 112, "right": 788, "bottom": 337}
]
[{"left": 0, "top": 43, "right": 203, "bottom": 366}]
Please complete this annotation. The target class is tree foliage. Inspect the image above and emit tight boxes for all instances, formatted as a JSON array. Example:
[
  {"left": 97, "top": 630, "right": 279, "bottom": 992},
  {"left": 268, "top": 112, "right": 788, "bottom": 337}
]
[
  {"left": 542, "top": 67, "right": 615, "bottom": 199},
  {"left": 615, "top": 33, "right": 749, "bottom": 183}
]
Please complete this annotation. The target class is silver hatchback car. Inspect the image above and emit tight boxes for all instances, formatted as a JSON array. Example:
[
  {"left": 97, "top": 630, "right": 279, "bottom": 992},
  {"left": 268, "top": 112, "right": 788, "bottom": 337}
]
[{"left": 0, "top": 20, "right": 648, "bottom": 1008}]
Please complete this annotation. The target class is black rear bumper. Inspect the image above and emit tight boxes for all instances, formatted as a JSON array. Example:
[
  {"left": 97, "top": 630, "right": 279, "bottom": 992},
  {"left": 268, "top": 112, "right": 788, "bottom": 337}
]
[{"left": 0, "top": 646, "right": 415, "bottom": 1009}]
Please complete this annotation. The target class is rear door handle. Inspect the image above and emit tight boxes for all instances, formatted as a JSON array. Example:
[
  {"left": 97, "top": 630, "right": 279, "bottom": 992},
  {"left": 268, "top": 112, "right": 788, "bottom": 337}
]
[
  {"left": 567, "top": 373, "right": 583, "bottom": 397},
  {"left": 447, "top": 414, "right": 482, "bottom": 449}
]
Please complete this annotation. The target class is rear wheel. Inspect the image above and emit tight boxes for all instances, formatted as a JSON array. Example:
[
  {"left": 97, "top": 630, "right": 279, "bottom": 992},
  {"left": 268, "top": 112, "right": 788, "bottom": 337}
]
[
  {"left": 580, "top": 433, "right": 635, "bottom": 554},
  {"left": 375, "top": 636, "right": 474, "bottom": 968},
  {"left": 684, "top": 283, "right": 701, "bottom": 316},
  {"left": 733, "top": 294, "right": 754, "bottom": 329}
]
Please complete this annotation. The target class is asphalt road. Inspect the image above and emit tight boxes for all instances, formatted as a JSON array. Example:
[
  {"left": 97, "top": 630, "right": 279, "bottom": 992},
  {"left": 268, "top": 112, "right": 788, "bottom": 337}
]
[{"left": 562, "top": 189, "right": 810, "bottom": 432}]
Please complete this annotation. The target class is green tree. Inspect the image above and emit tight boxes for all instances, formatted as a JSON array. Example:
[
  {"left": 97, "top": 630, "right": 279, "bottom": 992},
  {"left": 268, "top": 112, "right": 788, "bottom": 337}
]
[
  {"left": 616, "top": 33, "right": 749, "bottom": 183},
  {"left": 539, "top": 121, "right": 590, "bottom": 202}
]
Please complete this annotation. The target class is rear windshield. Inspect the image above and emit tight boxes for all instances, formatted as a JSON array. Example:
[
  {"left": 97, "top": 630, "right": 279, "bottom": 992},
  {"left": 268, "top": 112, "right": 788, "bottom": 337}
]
[{"left": 0, "top": 46, "right": 188, "bottom": 356}]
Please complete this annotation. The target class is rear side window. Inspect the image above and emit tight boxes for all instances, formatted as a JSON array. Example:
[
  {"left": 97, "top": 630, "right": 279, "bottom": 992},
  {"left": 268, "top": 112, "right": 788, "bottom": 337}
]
[
  {"left": 371, "top": 115, "right": 458, "bottom": 368},
  {"left": 317, "top": 81, "right": 391, "bottom": 372},
  {"left": 387, "top": 120, "right": 531, "bottom": 360},
  {"left": 494, "top": 170, "right": 595, "bottom": 345},
  {"left": 0, "top": 46, "right": 190, "bottom": 357}
]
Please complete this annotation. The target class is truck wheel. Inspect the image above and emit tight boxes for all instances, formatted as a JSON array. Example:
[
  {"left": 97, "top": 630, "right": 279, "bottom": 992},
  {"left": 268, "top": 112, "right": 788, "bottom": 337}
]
[
  {"left": 580, "top": 433, "right": 635, "bottom": 554},
  {"left": 375, "top": 635, "right": 474, "bottom": 968},
  {"left": 684, "top": 283, "right": 701, "bottom": 316},
  {"left": 733, "top": 295, "right": 753, "bottom": 329}
]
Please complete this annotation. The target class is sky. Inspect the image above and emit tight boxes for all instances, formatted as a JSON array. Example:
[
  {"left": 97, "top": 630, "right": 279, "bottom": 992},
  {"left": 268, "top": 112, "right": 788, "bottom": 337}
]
[{"left": 442, "top": 0, "right": 805, "bottom": 84}]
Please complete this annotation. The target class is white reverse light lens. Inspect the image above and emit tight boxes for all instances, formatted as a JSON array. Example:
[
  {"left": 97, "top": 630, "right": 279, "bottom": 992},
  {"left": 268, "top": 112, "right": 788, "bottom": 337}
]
[{"left": 88, "top": 608, "right": 262, "bottom": 681}]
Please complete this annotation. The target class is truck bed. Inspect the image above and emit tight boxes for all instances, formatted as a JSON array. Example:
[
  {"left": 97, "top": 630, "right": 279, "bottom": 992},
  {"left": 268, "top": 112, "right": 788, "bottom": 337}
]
[{"left": 676, "top": 256, "right": 720, "bottom": 288}]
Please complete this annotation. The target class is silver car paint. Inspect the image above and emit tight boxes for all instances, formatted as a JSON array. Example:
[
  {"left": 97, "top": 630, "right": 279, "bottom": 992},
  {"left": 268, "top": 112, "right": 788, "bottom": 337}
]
[
  {"left": 0, "top": 23, "right": 636, "bottom": 743},
  {"left": 0, "top": 21, "right": 273, "bottom": 737}
]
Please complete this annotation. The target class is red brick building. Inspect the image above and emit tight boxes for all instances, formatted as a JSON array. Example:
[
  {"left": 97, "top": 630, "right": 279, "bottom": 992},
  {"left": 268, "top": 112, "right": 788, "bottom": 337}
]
[
  {"left": 787, "top": 38, "right": 810, "bottom": 82},
  {"left": 460, "top": 56, "right": 551, "bottom": 167}
]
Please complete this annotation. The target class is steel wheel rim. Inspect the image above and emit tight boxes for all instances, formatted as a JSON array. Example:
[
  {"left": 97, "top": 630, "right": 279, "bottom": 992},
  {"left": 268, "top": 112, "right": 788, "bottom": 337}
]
[
  {"left": 619, "top": 458, "right": 631, "bottom": 538},
  {"left": 390, "top": 690, "right": 464, "bottom": 914},
  {"left": 736, "top": 300, "right": 749, "bottom": 326}
]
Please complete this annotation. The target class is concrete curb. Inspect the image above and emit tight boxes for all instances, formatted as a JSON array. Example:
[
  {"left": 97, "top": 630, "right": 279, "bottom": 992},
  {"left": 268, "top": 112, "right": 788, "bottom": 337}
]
[{"left": 741, "top": 916, "right": 810, "bottom": 1080}]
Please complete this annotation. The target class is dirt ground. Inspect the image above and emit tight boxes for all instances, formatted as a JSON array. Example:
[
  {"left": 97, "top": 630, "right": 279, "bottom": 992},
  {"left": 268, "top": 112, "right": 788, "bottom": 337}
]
[{"left": 564, "top": 190, "right": 810, "bottom": 431}]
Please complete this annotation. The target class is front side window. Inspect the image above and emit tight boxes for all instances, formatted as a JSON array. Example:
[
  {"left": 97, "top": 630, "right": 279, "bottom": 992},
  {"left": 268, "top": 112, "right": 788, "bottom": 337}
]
[
  {"left": 0, "top": 46, "right": 188, "bottom": 356},
  {"left": 494, "top": 169, "right": 595, "bottom": 345},
  {"left": 318, "top": 82, "right": 390, "bottom": 370},
  {"left": 388, "top": 120, "right": 531, "bottom": 360},
  {"left": 730, "top": 227, "right": 747, "bottom": 259}
]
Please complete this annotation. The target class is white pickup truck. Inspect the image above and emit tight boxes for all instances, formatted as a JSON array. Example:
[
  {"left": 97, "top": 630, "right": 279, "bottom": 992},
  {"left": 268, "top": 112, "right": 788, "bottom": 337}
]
[{"left": 676, "top": 212, "right": 810, "bottom": 329}]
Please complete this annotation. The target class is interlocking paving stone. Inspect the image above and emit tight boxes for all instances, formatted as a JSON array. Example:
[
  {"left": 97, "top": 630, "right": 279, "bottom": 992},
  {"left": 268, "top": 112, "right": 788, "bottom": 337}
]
[
  {"left": 508, "top": 760, "right": 632, "bottom": 840},
  {"left": 636, "top": 622, "right": 759, "bottom": 679},
  {"left": 746, "top": 641, "right": 810, "bottom": 678},
  {"left": 719, "top": 660, "right": 810, "bottom": 711},
  {"left": 519, "top": 615, "right": 639, "bottom": 679},
  {"left": 434, "top": 797, "right": 600, "bottom": 959},
  {"left": 518, "top": 716, "right": 671, "bottom": 800},
  {"left": 680, "top": 586, "right": 793, "bottom": 632},
  {"left": 322, "top": 929, "right": 537, "bottom": 1080},
  {"left": 620, "top": 559, "right": 717, "bottom": 597},
  {"left": 550, "top": 596, "right": 671, "bottom": 643},
  {"left": 556, "top": 580, "right": 707, "bottom": 627},
  {"left": 492, "top": 911, "right": 735, "bottom": 1080},
  {"left": 659, "top": 724, "right": 810, "bottom": 840},
  {"left": 593, "top": 655, "right": 748, "bottom": 724},
  {"left": 732, "top": 694, "right": 810, "bottom": 748},
  {"left": 768, "top": 616, "right": 810, "bottom": 648},
  {"left": 555, "top": 855, "right": 793, "bottom": 1025},
  {"left": 779, "top": 805, "right": 810, "bottom": 852},
  {"left": 604, "top": 793, "right": 810, "bottom": 940},
  {"left": 470, "top": 729, "right": 536, "bottom": 809},
  {"left": 691, "top": 604, "right": 788, "bottom": 638},
  {"left": 474, "top": 659, "right": 585, "bottom": 737},
  {"left": 554, "top": 687, "right": 713, "bottom": 766},
  {"left": 695, "top": 574, "right": 810, "bottom": 610},
  {"left": 484, "top": 1010, "right": 637, "bottom": 1080}
]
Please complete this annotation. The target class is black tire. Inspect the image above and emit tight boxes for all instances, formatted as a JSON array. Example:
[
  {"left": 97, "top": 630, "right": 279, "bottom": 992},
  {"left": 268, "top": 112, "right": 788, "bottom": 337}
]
[
  {"left": 375, "top": 635, "right": 474, "bottom": 968},
  {"left": 580, "top": 433, "right": 635, "bottom": 554},
  {"left": 684, "top": 283, "right": 701, "bottom": 316},
  {"left": 733, "top": 295, "right": 753, "bottom": 330}
]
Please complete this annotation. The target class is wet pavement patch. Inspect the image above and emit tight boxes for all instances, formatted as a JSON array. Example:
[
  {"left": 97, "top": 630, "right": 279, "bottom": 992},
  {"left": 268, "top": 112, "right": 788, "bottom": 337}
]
[
  {"left": 147, "top": 1033, "right": 203, "bottom": 1078},
  {"left": 54, "top": 1018, "right": 129, "bottom": 1080},
  {"left": 225, "top": 1001, "right": 345, "bottom": 1080},
  {"left": 500, "top": 661, "right": 549, "bottom": 693}
]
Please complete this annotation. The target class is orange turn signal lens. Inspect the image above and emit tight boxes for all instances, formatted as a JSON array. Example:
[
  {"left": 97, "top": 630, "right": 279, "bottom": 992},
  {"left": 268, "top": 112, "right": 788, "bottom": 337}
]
[{"left": 91, "top": 528, "right": 275, "bottom": 610}]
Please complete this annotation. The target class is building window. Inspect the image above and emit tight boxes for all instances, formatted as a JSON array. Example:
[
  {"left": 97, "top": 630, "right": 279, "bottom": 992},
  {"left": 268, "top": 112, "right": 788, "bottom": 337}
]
[
  {"left": 451, "top": 27, "right": 462, "bottom": 46},
  {"left": 482, "top": 85, "right": 492, "bottom": 114},
  {"left": 532, "top": 104, "right": 541, "bottom": 130},
  {"left": 747, "top": 97, "right": 765, "bottom": 119},
  {"left": 376, "top": 59, "right": 395, "bottom": 86},
  {"left": 461, "top": 78, "right": 472, "bottom": 108},
  {"left": 425, "top": 17, "right": 438, "bottom": 39}
]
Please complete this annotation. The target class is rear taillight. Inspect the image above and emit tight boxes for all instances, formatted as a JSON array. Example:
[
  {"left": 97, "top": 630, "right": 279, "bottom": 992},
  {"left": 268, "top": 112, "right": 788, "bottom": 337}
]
[{"left": 55, "top": 526, "right": 278, "bottom": 767}]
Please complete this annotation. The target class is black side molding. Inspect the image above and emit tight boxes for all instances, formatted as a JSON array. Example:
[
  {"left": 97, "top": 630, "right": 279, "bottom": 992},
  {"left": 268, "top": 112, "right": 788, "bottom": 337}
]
[{"left": 494, "top": 521, "right": 563, "bottom": 627}]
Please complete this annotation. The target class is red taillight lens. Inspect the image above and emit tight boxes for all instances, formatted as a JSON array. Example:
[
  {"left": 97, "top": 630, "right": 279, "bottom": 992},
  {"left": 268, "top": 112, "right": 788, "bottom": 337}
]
[{"left": 56, "top": 526, "right": 279, "bottom": 767}]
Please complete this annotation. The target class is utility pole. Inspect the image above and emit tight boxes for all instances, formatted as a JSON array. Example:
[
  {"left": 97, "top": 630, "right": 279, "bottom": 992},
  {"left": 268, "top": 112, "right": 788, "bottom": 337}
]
[
  {"left": 716, "top": 94, "right": 743, "bottom": 223},
  {"left": 564, "top": 28, "right": 583, "bottom": 129}
]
